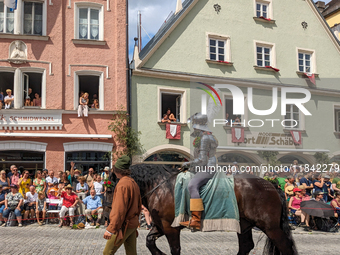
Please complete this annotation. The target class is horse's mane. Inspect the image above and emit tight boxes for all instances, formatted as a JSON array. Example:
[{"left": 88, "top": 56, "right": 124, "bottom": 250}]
[{"left": 130, "top": 164, "right": 178, "bottom": 201}]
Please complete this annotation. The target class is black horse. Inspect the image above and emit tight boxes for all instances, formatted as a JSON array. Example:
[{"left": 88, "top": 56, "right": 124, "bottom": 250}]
[{"left": 104, "top": 164, "right": 297, "bottom": 255}]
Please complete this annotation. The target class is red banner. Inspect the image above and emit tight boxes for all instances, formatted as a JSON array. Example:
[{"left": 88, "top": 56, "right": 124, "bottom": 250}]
[
  {"left": 305, "top": 73, "right": 316, "bottom": 85},
  {"left": 290, "top": 130, "right": 302, "bottom": 145},
  {"left": 232, "top": 127, "right": 244, "bottom": 143},
  {"left": 166, "top": 124, "right": 181, "bottom": 139}
]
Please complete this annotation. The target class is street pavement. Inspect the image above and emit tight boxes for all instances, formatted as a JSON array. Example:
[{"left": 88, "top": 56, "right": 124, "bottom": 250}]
[{"left": 0, "top": 224, "right": 339, "bottom": 255}]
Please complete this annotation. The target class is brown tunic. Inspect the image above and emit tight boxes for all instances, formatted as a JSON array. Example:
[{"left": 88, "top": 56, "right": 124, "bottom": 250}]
[{"left": 106, "top": 176, "right": 141, "bottom": 233}]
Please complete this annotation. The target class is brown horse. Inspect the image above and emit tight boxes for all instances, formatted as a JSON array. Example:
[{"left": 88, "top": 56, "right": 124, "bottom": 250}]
[{"left": 125, "top": 164, "right": 297, "bottom": 255}]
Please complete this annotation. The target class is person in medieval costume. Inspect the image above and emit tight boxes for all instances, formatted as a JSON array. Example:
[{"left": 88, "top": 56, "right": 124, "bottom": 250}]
[{"left": 179, "top": 112, "right": 218, "bottom": 229}]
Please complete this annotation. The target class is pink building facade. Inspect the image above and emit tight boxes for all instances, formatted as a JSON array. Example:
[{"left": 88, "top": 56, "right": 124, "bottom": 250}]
[{"left": 0, "top": 0, "right": 127, "bottom": 175}]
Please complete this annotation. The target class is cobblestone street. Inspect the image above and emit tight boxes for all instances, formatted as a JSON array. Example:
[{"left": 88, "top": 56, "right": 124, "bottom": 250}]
[{"left": 1, "top": 224, "right": 339, "bottom": 255}]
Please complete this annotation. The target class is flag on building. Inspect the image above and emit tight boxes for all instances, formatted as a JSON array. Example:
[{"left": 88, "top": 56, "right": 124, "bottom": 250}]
[
  {"left": 232, "top": 127, "right": 244, "bottom": 143},
  {"left": 166, "top": 124, "right": 181, "bottom": 139},
  {"left": 305, "top": 73, "right": 316, "bottom": 85},
  {"left": 5, "top": 0, "right": 17, "bottom": 10},
  {"left": 290, "top": 130, "right": 302, "bottom": 145}
]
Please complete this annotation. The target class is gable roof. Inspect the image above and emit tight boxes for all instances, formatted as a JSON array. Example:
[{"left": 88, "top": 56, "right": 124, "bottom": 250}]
[
  {"left": 322, "top": 0, "right": 340, "bottom": 17},
  {"left": 139, "top": 0, "right": 197, "bottom": 60},
  {"left": 138, "top": 0, "right": 340, "bottom": 67}
]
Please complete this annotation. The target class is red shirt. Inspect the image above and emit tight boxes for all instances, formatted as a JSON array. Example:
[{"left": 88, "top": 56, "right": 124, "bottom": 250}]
[{"left": 61, "top": 191, "right": 78, "bottom": 208}]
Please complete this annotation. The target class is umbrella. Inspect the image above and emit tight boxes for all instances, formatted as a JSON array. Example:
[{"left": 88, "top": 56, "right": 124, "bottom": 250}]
[{"left": 300, "top": 200, "right": 334, "bottom": 218}]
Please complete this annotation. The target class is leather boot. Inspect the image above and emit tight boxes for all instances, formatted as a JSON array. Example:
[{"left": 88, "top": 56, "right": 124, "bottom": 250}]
[
  {"left": 179, "top": 198, "right": 204, "bottom": 229},
  {"left": 179, "top": 211, "right": 202, "bottom": 229}
]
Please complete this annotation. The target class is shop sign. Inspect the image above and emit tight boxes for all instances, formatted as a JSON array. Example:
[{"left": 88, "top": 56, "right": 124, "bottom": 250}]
[
  {"left": 0, "top": 111, "right": 63, "bottom": 130},
  {"left": 228, "top": 132, "right": 301, "bottom": 147}
]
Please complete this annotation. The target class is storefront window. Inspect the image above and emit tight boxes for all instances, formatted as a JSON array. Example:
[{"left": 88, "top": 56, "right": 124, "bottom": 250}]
[
  {"left": 65, "top": 151, "right": 110, "bottom": 174},
  {"left": 0, "top": 151, "right": 44, "bottom": 177}
]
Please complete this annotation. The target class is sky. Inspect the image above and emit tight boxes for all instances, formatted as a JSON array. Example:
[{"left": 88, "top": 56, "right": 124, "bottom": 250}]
[{"left": 128, "top": 0, "right": 333, "bottom": 59}]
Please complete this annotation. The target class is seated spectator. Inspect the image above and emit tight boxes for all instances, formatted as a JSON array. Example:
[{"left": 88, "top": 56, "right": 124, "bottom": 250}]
[
  {"left": 48, "top": 182, "right": 60, "bottom": 195},
  {"left": 33, "top": 170, "right": 46, "bottom": 193},
  {"left": 166, "top": 108, "right": 176, "bottom": 122},
  {"left": 2, "top": 184, "right": 24, "bottom": 227},
  {"left": 36, "top": 191, "right": 47, "bottom": 226},
  {"left": 299, "top": 172, "right": 313, "bottom": 196},
  {"left": 76, "top": 177, "right": 89, "bottom": 193},
  {"left": 18, "top": 170, "right": 32, "bottom": 197},
  {"left": 80, "top": 189, "right": 103, "bottom": 226},
  {"left": 233, "top": 116, "right": 241, "bottom": 126},
  {"left": 298, "top": 185, "right": 310, "bottom": 201},
  {"left": 24, "top": 97, "right": 32, "bottom": 106},
  {"left": 311, "top": 191, "right": 326, "bottom": 203},
  {"left": 47, "top": 188, "right": 60, "bottom": 223},
  {"left": 59, "top": 172, "right": 70, "bottom": 188},
  {"left": 78, "top": 92, "right": 89, "bottom": 117},
  {"left": 4, "top": 89, "right": 14, "bottom": 109},
  {"left": 225, "top": 113, "right": 231, "bottom": 126},
  {"left": 93, "top": 175, "right": 105, "bottom": 201},
  {"left": 46, "top": 170, "right": 58, "bottom": 189},
  {"left": 58, "top": 184, "right": 79, "bottom": 228},
  {"left": 23, "top": 186, "right": 38, "bottom": 224},
  {"left": 91, "top": 99, "right": 99, "bottom": 109},
  {"left": 0, "top": 185, "right": 6, "bottom": 225},
  {"left": 284, "top": 175, "right": 295, "bottom": 201},
  {"left": 0, "top": 170, "right": 10, "bottom": 193},
  {"left": 33, "top": 93, "right": 42, "bottom": 107},
  {"left": 288, "top": 188, "right": 311, "bottom": 231},
  {"left": 161, "top": 114, "right": 171, "bottom": 123},
  {"left": 331, "top": 191, "right": 340, "bottom": 226}
]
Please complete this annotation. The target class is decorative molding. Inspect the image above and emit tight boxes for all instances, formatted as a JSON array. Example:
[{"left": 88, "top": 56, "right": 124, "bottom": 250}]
[
  {"left": 63, "top": 142, "right": 113, "bottom": 152},
  {"left": 72, "top": 39, "right": 106, "bottom": 46},
  {"left": 0, "top": 59, "right": 53, "bottom": 75},
  {"left": 0, "top": 34, "right": 49, "bottom": 41},
  {"left": 49, "top": 0, "right": 53, "bottom": 5},
  {"left": 142, "top": 145, "right": 192, "bottom": 162},
  {"left": 107, "top": 0, "right": 111, "bottom": 11},
  {"left": 0, "top": 141, "right": 47, "bottom": 152},
  {"left": 68, "top": 0, "right": 71, "bottom": 9},
  {"left": 68, "top": 64, "right": 110, "bottom": 79}
]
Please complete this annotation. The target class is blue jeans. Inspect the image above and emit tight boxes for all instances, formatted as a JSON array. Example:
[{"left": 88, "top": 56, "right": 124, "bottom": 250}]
[
  {"left": 3, "top": 206, "right": 23, "bottom": 218},
  {"left": 0, "top": 204, "right": 5, "bottom": 214}
]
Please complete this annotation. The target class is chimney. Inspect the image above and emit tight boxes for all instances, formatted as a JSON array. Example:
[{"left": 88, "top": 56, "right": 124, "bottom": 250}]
[
  {"left": 132, "top": 37, "right": 141, "bottom": 69},
  {"left": 175, "top": 0, "right": 183, "bottom": 15},
  {"left": 315, "top": 1, "right": 326, "bottom": 13}
]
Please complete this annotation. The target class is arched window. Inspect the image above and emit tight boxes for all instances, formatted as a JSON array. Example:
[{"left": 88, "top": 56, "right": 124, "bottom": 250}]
[{"left": 278, "top": 155, "right": 309, "bottom": 165}]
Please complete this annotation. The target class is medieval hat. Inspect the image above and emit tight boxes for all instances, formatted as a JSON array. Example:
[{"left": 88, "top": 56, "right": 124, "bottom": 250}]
[{"left": 115, "top": 155, "right": 131, "bottom": 170}]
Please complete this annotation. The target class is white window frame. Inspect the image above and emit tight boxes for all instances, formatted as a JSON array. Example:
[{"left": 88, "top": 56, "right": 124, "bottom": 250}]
[
  {"left": 223, "top": 93, "right": 248, "bottom": 127},
  {"left": 206, "top": 32, "right": 231, "bottom": 62},
  {"left": 334, "top": 106, "right": 340, "bottom": 132},
  {"left": 283, "top": 104, "right": 305, "bottom": 130},
  {"left": 254, "top": 40, "right": 276, "bottom": 67},
  {"left": 254, "top": 0, "right": 273, "bottom": 19},
  {"left": 74, "top": 2, "right": 104, "bottom": 41},
  {"left": 296, "top": 48, "right": 316, "bottom": 74},
  {"left": 0, "top": 0, "right": 15, "bottom": 34},
  {"left": 21, "top": 0, "right": 46, "bottom": 36},
  {"left": 157, "top": 87, "right": 187, "bottom": 123},
  {"left": 13, "top": 67, "right": 46, "bottom": 109},
  {"left": 74, "top": 70, "right": 104, "bottom": 111}
]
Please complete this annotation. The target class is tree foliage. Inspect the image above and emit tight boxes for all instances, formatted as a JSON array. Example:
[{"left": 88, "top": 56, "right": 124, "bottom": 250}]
[
  {"left": 258, "top": 151, "right": 281, "bottom": 166},
  {"left": 108, "top": 107, "right": 143, "bottom": 161},
  {"left": 314, "top": 152, "right": 330, "bottom": 165}
]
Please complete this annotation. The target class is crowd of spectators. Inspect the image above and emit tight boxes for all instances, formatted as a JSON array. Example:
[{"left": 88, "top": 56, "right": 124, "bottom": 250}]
[
  {"left": 263, "top": 163, "right": 340, "bottom": 232},
  {"left": 0, "top": 163, "right": 110, "bottom": 228}
]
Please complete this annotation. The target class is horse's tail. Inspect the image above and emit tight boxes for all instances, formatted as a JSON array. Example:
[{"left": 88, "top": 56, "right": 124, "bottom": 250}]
[{"left": 263, "top": 187, "right": 298, "bottom": 255}]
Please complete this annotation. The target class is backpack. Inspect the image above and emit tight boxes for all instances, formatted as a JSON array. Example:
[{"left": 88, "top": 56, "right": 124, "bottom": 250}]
[{"left": 6, "top": 211, "right": 17, "bottom": 227}]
